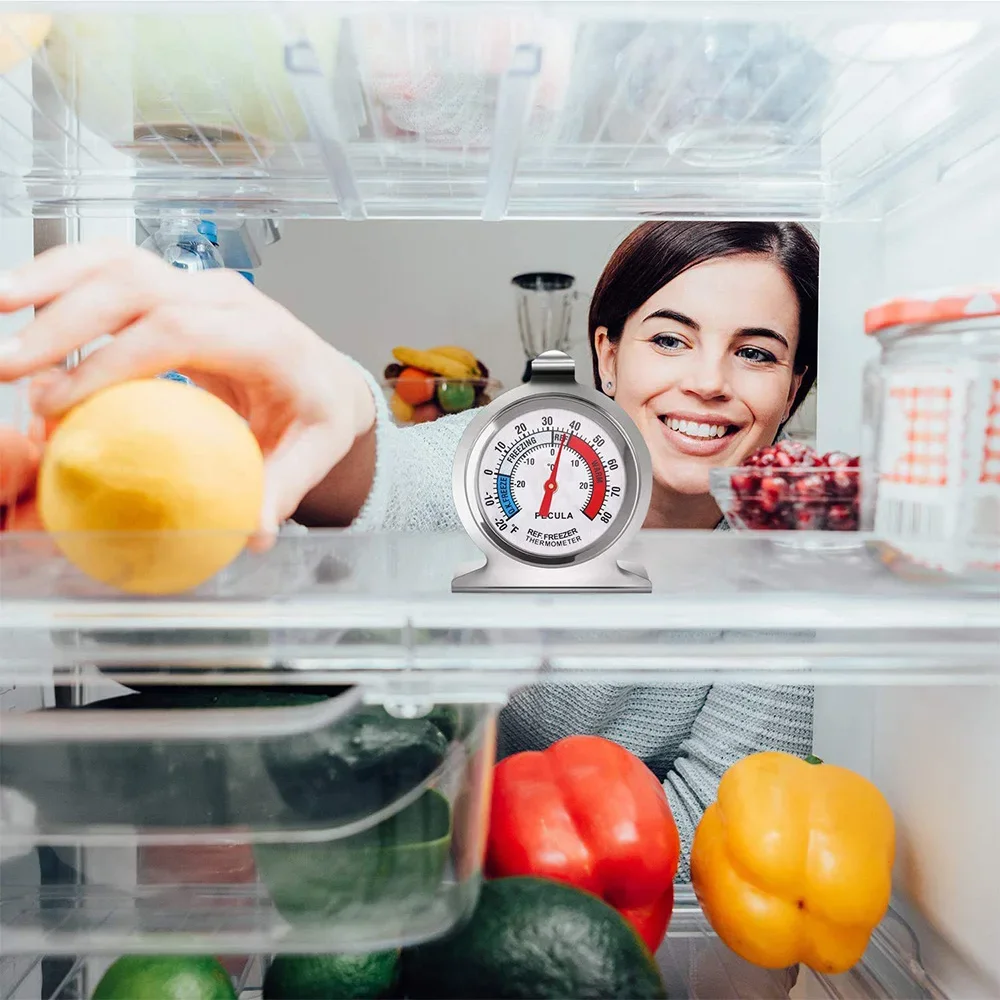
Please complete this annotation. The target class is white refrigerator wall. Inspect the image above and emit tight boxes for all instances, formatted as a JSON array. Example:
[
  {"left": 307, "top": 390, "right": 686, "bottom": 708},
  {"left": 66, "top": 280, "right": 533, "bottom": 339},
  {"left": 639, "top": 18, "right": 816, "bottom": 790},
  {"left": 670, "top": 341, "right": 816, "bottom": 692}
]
[
  {"left": 814, "top": 141, "right": 1000, "bottom": 994},
  {"left": 256, "top": 219, "right": 631, "bottom": 391}
]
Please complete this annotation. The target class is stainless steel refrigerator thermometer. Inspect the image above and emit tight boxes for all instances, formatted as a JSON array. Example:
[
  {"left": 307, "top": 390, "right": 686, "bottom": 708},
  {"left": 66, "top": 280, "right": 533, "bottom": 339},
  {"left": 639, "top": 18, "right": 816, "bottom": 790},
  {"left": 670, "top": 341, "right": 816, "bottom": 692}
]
[{"left": 452, "top": 351, "right": 652, "bottom": 592}]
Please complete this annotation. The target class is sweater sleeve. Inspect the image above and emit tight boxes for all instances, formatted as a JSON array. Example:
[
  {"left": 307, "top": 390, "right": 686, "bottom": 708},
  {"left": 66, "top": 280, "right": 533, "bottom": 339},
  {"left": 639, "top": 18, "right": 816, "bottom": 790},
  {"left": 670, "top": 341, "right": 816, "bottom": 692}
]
[
  {"left": 349, "top": 364, "right": 478, "bottom": 533},
  {"left": 663, "top": 683, "right": 814, "bottom": 881}
]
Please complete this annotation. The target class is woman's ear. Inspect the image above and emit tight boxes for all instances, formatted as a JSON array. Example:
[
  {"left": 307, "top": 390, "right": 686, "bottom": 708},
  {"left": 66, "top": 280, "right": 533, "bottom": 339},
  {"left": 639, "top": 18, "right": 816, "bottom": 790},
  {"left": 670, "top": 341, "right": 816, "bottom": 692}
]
[
  {"left": 782, "top": 369, "right": 806, "bottom": 423},
  {"left": 594, "top": 326, "right": 618, "bottom": 393}
]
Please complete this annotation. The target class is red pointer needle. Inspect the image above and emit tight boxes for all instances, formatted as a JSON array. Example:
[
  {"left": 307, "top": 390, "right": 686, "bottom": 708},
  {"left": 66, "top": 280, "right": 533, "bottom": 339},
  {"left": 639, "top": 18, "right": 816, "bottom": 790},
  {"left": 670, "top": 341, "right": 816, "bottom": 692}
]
[{"left": 537, "top": 434, "right": 567, "bottom": 518}]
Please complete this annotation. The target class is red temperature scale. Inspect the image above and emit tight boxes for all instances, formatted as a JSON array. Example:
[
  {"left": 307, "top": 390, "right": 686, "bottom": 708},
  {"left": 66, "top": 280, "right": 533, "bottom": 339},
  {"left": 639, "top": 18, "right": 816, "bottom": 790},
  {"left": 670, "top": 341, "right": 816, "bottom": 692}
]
[{"left": 451, "top": 351, "right": 652, "bottom": 592}]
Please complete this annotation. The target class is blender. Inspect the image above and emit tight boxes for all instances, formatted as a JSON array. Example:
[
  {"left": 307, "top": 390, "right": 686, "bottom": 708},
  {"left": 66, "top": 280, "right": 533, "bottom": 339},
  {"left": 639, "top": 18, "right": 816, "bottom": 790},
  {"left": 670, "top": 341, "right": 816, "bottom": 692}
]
[{"left": 512, "top": 272, "right": 578, "bottom": 382}]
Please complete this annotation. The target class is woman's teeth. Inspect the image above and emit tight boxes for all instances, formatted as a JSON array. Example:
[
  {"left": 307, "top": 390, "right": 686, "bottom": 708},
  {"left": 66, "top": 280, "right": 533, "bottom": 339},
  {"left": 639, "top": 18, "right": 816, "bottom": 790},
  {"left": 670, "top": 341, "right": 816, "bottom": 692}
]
[{"left": 665, "top": 417, "right": 731, "bottom": 439}]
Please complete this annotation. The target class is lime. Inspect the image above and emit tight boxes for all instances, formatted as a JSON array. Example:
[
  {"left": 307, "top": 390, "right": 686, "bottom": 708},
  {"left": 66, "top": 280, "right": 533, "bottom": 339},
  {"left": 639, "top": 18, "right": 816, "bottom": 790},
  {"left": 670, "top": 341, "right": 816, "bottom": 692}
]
[
  {"left": 436, "top": 381, "right": 476, "bottom": 413},
  {"left": 91, "top": 956, "right": 236, "bottom": 1000}
]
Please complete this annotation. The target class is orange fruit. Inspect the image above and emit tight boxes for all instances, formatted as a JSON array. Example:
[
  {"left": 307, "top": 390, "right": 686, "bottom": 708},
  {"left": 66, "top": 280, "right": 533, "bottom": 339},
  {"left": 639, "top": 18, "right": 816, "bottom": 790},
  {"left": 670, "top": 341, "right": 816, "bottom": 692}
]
[{"left": 395, "top": 367, "right": 436, "bottom": 406}]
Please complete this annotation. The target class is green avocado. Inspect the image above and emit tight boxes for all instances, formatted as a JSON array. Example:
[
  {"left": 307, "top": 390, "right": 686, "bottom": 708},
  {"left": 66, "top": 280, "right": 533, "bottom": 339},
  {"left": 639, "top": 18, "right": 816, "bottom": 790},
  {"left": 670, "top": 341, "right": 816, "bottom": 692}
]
[
  {"left": 254, "top": 788, "right": 451, "bottom": 925},
  {"left": 260, "top": 705, "right": 451, "bottom": 823},
  {"left": 91, "top": 956, "right": 236, "bottom": 1000},
  {"left": 401, "top": 877, "right": 668, "bottom": 1000},
  {"left": 262, "top": 951, "right": 400, "bottom": 1000}
]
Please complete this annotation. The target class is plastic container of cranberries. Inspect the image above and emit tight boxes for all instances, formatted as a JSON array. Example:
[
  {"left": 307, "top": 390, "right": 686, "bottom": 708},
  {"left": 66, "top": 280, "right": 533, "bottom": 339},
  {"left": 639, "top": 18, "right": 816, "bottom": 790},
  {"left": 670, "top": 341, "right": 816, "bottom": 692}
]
[{"left": 710, "top": 441, "right": 861, "bottom": 542}]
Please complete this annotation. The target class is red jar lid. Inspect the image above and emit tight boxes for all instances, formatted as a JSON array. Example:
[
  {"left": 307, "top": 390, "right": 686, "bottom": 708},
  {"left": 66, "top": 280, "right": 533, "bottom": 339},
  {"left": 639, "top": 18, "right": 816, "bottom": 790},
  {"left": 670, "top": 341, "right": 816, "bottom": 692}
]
[{"left": 865, "top": 287, "right": 1000, "bottom": 335}]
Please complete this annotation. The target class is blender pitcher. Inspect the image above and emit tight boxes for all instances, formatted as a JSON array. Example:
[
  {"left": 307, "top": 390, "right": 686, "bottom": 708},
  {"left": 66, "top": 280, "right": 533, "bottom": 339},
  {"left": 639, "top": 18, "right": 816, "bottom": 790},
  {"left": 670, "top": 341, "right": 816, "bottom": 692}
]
[{"left": 512, "top": 272, "right": 578, "bottom": 381}]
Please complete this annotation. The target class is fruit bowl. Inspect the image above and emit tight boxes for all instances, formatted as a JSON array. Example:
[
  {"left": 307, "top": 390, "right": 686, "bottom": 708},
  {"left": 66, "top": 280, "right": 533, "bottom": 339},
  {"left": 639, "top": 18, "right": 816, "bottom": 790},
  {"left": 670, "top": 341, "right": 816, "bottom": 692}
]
[
  {"left": 709, "top": 442, "right": 860, "bottom": 538},
  {"left": 383, "top": 347, "right": 499, "bottom": 424},
  {"left": 384, "top": 376, "right": 502, "bottom": 425}
]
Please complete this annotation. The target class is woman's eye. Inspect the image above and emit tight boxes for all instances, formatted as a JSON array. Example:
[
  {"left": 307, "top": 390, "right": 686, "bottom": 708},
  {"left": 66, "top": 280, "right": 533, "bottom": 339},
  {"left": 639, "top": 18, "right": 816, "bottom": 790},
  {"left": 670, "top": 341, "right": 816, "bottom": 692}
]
[
  {"left": 652, "top": 334, "right": 686, "bottom": 350},
  {"left": 737, "top": 345, "right": 778, "bottom": 364}
]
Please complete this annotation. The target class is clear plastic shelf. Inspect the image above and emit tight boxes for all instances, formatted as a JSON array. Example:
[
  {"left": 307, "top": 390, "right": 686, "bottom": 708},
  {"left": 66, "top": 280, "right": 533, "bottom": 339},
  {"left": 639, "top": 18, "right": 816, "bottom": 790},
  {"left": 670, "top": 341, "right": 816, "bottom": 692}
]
[
  {"left": 1, "top": 531, "right": 997, "bottom": 693},
  {"left": 4, "top": 5, "right": 998, "bottom": 220}
]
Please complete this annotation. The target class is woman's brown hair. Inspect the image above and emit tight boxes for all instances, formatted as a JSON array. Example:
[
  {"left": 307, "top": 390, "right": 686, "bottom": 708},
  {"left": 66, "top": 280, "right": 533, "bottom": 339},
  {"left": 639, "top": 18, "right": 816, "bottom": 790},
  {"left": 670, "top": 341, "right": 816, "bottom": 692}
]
[{"left": 588, "top": 221, "right": 819, "bottom": 420}]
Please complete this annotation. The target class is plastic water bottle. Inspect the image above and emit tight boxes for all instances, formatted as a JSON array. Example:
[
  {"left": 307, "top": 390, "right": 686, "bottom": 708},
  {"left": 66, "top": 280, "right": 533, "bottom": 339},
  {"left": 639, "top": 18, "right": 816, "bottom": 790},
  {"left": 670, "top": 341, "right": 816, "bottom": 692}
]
[{"left": 140, "top": 215, "right": 224, "bottom": 272}]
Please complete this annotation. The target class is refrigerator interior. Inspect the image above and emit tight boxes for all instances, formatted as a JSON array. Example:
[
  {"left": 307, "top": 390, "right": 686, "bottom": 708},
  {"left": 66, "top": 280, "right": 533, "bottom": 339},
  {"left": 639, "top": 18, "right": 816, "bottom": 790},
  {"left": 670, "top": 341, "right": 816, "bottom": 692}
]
[{"left": 1, "top": 3, "right": 999, "bottom": 999}]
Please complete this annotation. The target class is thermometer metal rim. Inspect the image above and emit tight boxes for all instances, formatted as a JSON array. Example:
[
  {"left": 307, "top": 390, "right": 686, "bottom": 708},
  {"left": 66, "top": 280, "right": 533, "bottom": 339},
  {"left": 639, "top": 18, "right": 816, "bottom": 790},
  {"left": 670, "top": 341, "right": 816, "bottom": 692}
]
[{"left": 451, "top": 352, "right": 652, "bottom": 592}]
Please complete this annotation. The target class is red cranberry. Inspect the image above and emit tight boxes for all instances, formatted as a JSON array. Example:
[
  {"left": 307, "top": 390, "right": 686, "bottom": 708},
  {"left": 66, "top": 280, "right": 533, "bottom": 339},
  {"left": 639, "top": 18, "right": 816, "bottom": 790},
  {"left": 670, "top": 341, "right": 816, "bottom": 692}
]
[
  {"left": 779, "top": 440, "right": 819, "bottom": 462},
  {"left": 733, "top": 500, "right": 765, "bottom": 528},
  {"left": 826, "top": 504, "right": 858, "bottom": 531},
  {"left": 826, "top": 468, "right": 858, "bottom": 498},
  {"left": 759, "top": 475, "right": 789, "bottom": 512},
  {"left": 823, "top": 451, "right": 853, "bottom": 468},
  {"left": 794, "top": 473, "right": 827, "bottom": 500},
  {"left": 795, "top": 503, "right": 826, "bottom": 530},
  {"left": 730, "top": 471, "right": 760, "bottom": 497},
  {"left": 776, "top": 439, "right": 807, "bottom": 455},
  {"left": 847, "top": 456, "right": 860, "bottom": 468}
]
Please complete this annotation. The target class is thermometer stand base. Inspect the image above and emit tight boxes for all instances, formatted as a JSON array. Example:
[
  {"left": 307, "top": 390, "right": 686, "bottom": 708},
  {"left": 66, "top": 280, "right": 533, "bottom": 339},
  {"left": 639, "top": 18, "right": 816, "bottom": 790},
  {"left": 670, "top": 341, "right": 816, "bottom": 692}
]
[{"left": 451, "top": 556, "right": 651, "bottom": 594}]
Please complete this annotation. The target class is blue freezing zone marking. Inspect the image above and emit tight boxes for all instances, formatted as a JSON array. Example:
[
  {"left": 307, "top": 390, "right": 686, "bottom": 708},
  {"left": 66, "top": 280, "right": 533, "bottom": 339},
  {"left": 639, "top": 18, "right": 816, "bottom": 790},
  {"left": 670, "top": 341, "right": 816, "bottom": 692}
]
[{"left": 496, "top": 474, "right": 518, "bottom": 518}]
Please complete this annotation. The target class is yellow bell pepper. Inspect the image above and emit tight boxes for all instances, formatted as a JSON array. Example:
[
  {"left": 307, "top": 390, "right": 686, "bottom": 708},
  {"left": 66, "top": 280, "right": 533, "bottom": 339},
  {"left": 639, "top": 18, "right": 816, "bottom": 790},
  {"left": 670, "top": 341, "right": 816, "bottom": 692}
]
[{"left": 691, "top": 751, "right": 895, "bottom": 975}]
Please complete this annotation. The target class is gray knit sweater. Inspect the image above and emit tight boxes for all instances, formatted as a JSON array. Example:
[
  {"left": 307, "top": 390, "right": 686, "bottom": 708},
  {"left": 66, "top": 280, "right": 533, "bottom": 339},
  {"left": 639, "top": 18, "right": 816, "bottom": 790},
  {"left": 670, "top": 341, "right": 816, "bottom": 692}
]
[{"left": 351, "top": 374, "right": 813, "bottom": 880}]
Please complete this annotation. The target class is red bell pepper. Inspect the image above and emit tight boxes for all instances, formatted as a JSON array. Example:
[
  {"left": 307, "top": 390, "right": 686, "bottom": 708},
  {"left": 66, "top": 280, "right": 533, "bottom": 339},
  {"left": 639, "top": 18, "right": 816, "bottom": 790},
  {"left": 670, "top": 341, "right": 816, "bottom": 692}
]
[{"left": 486, "top": 734, "right": 681, "bottom": 951}]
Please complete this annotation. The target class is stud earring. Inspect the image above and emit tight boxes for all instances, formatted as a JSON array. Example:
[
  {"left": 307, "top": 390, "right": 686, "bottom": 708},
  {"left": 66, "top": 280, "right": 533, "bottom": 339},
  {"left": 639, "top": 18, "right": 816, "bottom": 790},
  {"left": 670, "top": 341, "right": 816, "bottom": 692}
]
[{"left": 605, "top": 380, "right": 614, "bottom": 391}]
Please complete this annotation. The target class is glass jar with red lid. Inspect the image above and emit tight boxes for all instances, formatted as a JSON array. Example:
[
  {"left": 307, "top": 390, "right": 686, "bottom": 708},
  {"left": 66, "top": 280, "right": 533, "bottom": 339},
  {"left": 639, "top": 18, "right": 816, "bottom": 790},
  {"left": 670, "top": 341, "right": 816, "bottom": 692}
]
[{"left": 863, "top": 288, "right": 1000, "bottom": 581}]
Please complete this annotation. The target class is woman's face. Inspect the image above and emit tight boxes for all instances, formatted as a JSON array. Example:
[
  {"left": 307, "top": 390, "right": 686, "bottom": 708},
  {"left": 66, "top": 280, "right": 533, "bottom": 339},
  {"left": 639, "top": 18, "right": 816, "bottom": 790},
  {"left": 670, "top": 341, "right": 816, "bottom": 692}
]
[{"left": 595, "top": 255, "right": 803, "bottom": 497}]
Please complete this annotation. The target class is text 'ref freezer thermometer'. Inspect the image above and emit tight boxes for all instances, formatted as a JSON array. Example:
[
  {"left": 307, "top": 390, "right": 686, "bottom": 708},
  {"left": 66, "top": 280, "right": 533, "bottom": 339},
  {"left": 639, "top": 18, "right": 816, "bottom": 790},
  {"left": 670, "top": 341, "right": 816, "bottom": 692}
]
[{"left": 452, "top": 351, "right": 652, "bottom": 592}]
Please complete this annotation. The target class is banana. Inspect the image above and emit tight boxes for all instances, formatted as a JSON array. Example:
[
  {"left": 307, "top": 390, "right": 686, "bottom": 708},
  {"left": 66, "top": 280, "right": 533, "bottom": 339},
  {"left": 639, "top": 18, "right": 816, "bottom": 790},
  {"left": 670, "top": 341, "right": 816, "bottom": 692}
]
[
  {"left": 431, "top": 345, "right": 479, "bottom": 372},
  {"left": 392, "top": 346, "right": 473, "bottom": 380},
  {"left": 388, "top": 392, "right": 415, "bottom": 424}
]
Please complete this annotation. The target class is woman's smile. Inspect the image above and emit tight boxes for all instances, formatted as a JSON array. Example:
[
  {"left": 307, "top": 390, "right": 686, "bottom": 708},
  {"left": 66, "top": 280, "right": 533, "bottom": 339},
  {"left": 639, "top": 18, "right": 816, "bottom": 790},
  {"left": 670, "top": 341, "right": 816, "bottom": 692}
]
[{"left": 657, "top": 411, "right": 742, "bottom": 457}]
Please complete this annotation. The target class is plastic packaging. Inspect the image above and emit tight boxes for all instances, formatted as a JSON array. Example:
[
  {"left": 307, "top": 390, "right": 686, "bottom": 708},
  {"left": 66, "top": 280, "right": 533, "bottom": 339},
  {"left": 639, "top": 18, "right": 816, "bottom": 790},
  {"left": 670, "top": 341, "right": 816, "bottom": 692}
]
[{"left": 863, "top": 288, "right": 1000, "bottom": 580}]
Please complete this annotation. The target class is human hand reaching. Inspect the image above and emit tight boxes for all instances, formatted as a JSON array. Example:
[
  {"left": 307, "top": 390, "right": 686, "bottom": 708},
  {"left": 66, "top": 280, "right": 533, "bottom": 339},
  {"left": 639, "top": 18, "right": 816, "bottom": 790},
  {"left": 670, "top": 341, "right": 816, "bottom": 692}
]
[{"left": 0, "top": 240, "right": 377, "bottom": 543}]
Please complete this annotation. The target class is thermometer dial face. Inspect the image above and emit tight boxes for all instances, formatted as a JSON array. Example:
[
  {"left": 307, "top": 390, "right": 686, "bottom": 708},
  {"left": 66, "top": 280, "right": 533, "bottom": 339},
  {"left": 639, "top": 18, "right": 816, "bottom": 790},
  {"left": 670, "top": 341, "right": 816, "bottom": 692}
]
[{"left": 474, "top": 404, "right": 631, "bottom": 560}]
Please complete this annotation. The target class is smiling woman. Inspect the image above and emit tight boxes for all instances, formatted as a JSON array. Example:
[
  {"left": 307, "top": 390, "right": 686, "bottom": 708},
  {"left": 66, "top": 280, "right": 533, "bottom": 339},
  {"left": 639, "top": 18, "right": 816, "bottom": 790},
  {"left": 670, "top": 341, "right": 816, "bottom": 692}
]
[{"left": 589, "top": 221, "right": 818, "bottom": 528}]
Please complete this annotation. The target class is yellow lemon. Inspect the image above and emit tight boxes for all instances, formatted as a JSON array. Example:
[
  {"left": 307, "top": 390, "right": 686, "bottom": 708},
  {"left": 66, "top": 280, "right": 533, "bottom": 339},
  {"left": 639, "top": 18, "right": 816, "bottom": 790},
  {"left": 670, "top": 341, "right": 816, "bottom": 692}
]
[{"left": 38, "top": 379, "right": 264, "bottom": 595}]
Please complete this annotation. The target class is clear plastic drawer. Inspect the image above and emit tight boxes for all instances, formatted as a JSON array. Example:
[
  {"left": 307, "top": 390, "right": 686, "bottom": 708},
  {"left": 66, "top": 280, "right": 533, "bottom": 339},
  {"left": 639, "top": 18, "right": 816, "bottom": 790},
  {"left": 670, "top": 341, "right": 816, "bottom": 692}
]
[{"left": 0, "top": 686, "right": 498, "bottom": 954}]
